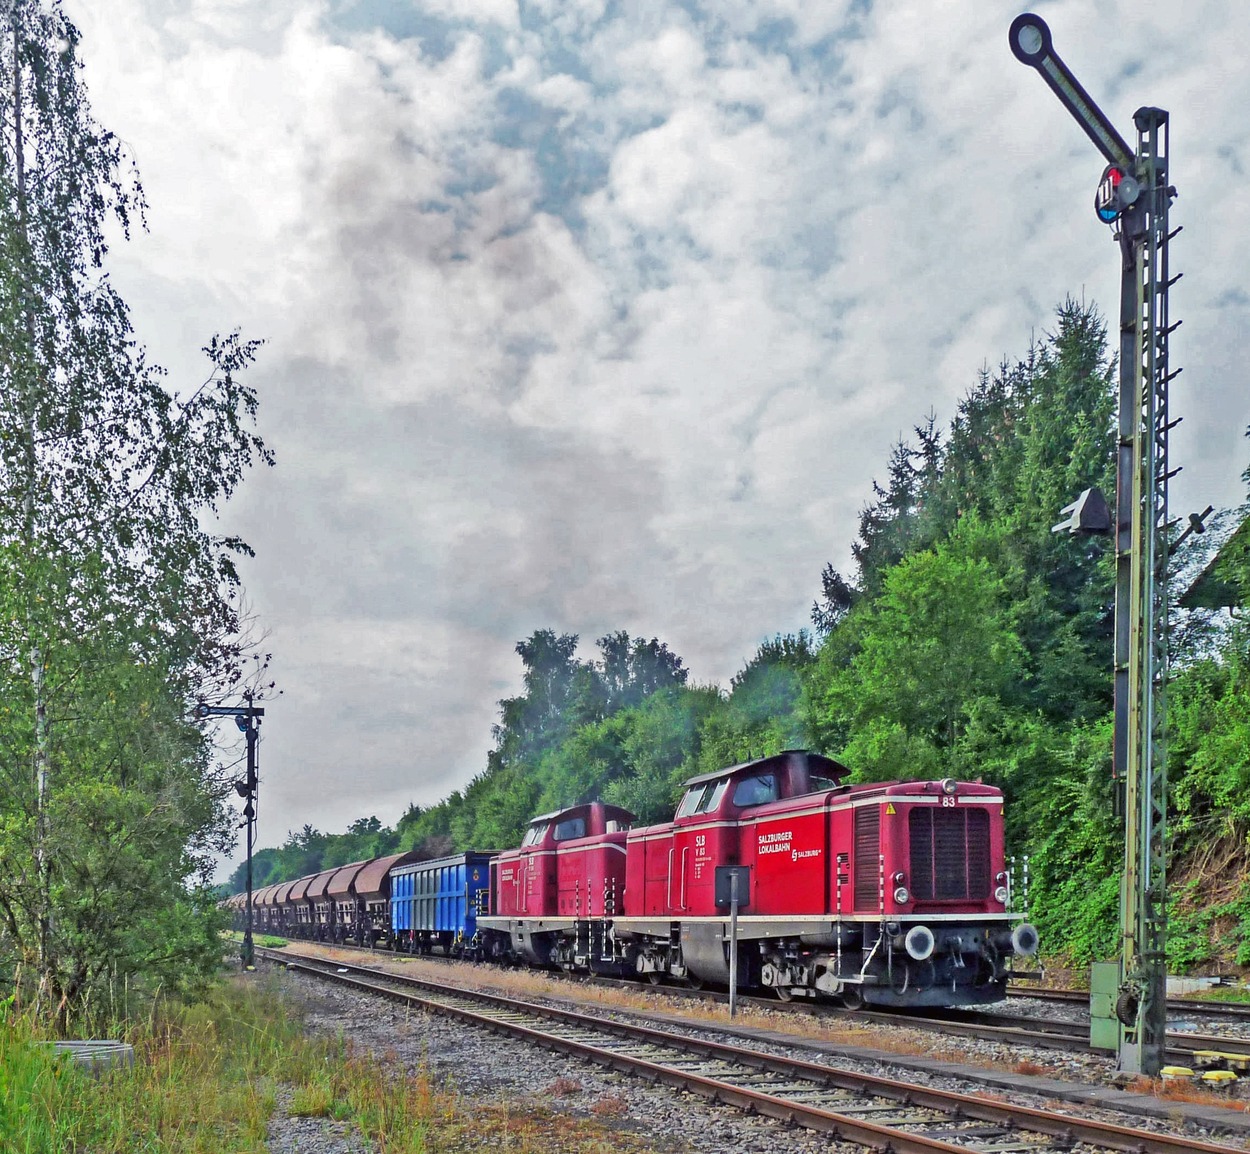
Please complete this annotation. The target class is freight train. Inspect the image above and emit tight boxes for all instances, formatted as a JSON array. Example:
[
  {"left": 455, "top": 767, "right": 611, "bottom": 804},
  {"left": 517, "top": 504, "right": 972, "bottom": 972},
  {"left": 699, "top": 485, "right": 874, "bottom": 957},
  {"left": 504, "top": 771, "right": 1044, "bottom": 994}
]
[{"left": 231, "top": 750, "right": 1038, "bottom": 1008}]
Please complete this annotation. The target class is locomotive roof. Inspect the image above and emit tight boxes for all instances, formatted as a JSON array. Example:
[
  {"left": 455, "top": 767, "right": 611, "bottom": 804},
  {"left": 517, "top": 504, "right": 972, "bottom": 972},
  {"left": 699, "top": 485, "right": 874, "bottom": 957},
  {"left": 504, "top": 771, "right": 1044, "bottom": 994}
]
[
  {"left": 524, "top": 801, "right": 635, "bottom": 826},
  {"left": 680, "top": 749, "right": 851, "bottom": 789}
]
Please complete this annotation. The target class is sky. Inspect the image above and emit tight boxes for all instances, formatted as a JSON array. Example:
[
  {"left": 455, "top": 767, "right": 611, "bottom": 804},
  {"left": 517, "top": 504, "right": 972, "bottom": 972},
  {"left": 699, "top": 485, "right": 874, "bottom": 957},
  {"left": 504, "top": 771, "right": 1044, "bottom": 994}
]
[{"left": 63, "top": 0, "right": 1250, "bottom": 870}]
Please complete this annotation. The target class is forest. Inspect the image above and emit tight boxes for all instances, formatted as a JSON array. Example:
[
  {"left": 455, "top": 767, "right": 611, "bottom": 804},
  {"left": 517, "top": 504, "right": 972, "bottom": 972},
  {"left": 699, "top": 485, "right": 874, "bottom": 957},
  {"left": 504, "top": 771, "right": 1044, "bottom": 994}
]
[{"left": 238, "top": 299, "right": 1250, "bottom": 971}]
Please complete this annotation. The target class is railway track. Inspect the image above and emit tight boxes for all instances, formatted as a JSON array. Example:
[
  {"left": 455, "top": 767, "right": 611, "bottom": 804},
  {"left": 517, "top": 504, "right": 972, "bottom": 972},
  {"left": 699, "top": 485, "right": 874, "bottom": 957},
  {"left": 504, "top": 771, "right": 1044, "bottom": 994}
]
[
  {"left": 266, "top": 939, "right": 1250, "bottom": 1068},
  {"left": 260, "top": 946, "right": 1248, "bottom": 1154},
  {"left": 1012, "top": 985, "right": 1250, "bottom": 1022},
  {"left": 909, "top": 1007, "right": 1250, "bottom": 1066}
]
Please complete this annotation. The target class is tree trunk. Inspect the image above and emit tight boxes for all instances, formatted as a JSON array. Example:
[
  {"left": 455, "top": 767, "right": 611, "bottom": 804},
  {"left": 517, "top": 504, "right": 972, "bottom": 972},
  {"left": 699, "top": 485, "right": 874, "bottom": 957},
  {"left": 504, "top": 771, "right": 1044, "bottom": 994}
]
[{"left": 11, "top": 6, "right": 53, "bottom": 1014}]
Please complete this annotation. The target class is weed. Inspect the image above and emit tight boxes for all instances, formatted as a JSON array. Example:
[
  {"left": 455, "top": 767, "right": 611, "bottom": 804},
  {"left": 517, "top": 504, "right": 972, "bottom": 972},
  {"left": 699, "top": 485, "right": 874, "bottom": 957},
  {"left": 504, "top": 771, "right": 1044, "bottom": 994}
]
[
  {"left": 1012, "top": 1059, "right": 1046, "bottom": 1076},
  {"left": 590, "top": 1093, "right": 629, "bottom": 1119},
  {"left": 1134, "top": 1075, "right": 1250, "bottom": 1112}
]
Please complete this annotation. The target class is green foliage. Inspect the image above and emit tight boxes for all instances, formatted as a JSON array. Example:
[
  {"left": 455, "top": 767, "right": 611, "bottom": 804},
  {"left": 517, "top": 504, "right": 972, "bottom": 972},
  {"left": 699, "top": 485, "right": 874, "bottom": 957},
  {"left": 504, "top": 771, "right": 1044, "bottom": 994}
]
[
  {"left": 0, "top": 2, "right": 271, "bottom": 1019},
  {"left": 811, "top": 538, "right": 1023, "bottom": 761},
  {"left": 229, "top": 816, "right": 401, "bottom": 893},
  {"left": 802, "top": 299, "right": 1136, "bottom": 965},
  {"left": 1169, "top": 638, "right": 1250, "bottom": 848},
  {"left": 694, "top": 635, "right": 814, "bottom": 774}
]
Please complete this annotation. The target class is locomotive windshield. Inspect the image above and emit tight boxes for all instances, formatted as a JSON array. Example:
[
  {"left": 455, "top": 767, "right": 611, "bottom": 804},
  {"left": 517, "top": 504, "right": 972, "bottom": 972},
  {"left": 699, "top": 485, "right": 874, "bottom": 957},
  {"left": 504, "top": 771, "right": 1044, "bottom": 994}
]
[
  {"left": 552, "top": 816, "right": 587, "bottom": 841},
  {"left": 731, "top": 773, "right": 778, "bottom": 808},
  {"left": 676, "top": 778, "right": 730, "bottom": 818},
  {"left": 521, "top": 821, "right": 550, "bottom": 847}
]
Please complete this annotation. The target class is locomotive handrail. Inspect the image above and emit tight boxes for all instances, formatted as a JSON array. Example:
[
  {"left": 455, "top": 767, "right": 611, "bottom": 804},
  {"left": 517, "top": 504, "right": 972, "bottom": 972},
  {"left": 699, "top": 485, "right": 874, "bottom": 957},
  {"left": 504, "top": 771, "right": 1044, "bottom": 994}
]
[
  {"left": 666, "top": 848, "right": 675, "bottom": 910},
  {"left": 679, "top": 847, "right": 688, "bottom": 910},
  {"left": 859, "top": 928, "right": 883, "bottom": 978}
]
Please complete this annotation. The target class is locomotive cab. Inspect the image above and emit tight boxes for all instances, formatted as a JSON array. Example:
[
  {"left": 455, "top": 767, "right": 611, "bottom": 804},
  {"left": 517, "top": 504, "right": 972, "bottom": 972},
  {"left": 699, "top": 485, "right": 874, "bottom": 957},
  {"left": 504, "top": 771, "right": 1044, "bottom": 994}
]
[
  {"left": 482, "top": 801, "right": 635, "bottom": 970},
  {"left": 619, "top": 750, "right": 852, "bottom": 984}
]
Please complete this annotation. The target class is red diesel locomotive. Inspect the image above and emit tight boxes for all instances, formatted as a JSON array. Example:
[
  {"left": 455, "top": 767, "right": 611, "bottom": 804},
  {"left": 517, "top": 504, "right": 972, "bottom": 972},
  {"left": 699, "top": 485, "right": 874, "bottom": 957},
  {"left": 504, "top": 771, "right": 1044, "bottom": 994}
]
[{"left": 477, "top": 749, "right": 1038, "bottom": 1007}]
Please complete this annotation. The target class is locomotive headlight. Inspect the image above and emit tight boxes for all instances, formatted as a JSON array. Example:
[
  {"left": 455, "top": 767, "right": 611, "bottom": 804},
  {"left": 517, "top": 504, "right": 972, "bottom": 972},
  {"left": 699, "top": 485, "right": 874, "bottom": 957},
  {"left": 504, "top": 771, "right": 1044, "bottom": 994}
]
[
  {"left": 994, "top": 885, "right": 1009, "bottom": 905},
  {"left": 893, "top": 885, "right": 910, "bottom": 904},
  {"left": 940, "top": 777, "right": 958, "bottom": 795}
]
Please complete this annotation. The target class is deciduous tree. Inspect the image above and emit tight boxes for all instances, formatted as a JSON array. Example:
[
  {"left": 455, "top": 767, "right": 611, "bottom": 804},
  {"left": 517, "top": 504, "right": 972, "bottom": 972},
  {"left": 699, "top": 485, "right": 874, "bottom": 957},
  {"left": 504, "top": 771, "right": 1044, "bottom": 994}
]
[{"left": 0, "top": 1, "right": 270, "bottom": 1022}]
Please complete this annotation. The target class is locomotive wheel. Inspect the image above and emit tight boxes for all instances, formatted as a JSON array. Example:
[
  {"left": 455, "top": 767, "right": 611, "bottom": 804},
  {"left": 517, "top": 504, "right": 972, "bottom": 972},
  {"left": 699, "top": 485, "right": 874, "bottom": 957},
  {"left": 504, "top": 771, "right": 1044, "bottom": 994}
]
[
  {"left": 647, "top": 972, "right": 664, "bottom": 986},
  {"left": 684, "top": 975, "right": 705, "bottom": 991},
  {"left": 774, "top": 986, "right": 794, "bottom": 1002},
  {"left": 840, "top": 986, "right": 865, "bottom": 1011}
]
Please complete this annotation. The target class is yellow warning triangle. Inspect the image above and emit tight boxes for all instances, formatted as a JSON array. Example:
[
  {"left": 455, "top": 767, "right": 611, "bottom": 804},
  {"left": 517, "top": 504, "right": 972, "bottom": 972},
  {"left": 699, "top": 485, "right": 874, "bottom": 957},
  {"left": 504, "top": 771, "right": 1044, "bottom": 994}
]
[{"left": 885, "top": 803, "right": 896, "bottom": 815}]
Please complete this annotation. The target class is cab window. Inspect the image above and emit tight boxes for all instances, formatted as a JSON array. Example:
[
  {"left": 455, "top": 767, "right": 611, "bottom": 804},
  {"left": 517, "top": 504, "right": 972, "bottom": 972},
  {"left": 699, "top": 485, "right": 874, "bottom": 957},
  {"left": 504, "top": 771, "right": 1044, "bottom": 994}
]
[
  {"left": 605, "top": 818, "right": 631, "bottom": 833},
  {"left": 732, "top": 773, "right": 778, "bottom": 808},
  {"left": 677, "top": 779, "right": 731, "bottom": 818},
  {"left": 521, "top": 822, "right": 550, "bottom": 847},
  {"left": 553, "top": 816, "right": 586, "bottom": 841},
  {"left": 676, "top": 785, "right": 708, "bottom": 818},
  {"left": 810, "top": 775, "right": 837, "bottom": 793},
  {"left": 695, "top": 779, "right": 729, "bottom": 814}
]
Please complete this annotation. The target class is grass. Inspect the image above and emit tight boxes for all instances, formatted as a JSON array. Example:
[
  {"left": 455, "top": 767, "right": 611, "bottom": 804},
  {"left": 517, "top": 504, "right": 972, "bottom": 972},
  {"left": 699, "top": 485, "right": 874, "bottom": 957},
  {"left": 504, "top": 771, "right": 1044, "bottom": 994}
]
[
  {"left": 1181, "top": 985, "right": 1250, "bottom": 1005},
  {"left": 1, "top": 979, "right": 298, "bottom": 1152},
  {"left": 222, "top": 930, "right": 289, "bottom": 949},
  {"left": 1134, "top": 1075, "right": 1250, "bottom": 1112},
  {"left": 0, "top": 974, "right": 680, "bottom": 1153}
]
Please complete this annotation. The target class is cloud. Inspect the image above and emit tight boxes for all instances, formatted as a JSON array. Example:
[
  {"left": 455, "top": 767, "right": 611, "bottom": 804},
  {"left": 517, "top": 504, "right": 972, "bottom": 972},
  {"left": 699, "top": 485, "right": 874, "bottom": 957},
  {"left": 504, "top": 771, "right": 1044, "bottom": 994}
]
[{"left": 68, "top": 0, "right": 1250, "bottom": 861}]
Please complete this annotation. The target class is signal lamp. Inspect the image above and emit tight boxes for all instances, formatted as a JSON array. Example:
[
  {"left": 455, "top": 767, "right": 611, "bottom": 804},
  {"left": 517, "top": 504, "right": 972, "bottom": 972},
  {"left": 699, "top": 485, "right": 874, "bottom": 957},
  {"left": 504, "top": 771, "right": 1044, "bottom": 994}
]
[
  {"left": 1008, "top": 13, "right": 1051, "bottom": 65},
  {"left": 995, "top": 885, "right": 1010, "bottom": 905},
  {"left": 1095, "top": 164, "right": 1140, "bottom": 223},
  {"left": 893, "top": 886, "right": 910, "bottom": 904}
]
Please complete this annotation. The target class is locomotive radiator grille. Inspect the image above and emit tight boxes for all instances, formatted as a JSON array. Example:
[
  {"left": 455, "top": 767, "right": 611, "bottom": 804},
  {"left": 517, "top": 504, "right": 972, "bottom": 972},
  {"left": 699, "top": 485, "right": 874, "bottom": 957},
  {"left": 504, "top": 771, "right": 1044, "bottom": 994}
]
[
  {"left": 853, "top": 806, "right": 881, "bottom": 909},
  {"left": 909, "top": 807, "right": 990, "bottom": 901}
]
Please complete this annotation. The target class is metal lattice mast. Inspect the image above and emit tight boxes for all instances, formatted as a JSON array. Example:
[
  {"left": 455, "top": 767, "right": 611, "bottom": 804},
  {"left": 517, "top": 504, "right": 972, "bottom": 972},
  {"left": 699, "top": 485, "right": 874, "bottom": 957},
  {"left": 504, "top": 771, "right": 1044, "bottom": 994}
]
[
  {"left": 1010, "top": 16, "right": 1178, "bottom": 1077},
  {"left": 1115, "top": 107, "right": 1175, "bottom": 1075}
]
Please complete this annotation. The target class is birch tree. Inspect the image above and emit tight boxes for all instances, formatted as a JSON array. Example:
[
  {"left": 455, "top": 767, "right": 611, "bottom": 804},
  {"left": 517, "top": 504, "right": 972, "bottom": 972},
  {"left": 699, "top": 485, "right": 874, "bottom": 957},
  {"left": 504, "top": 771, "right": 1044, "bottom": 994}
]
[{"left": 0, "top": 0, "right": 271, "bottom": 1022}]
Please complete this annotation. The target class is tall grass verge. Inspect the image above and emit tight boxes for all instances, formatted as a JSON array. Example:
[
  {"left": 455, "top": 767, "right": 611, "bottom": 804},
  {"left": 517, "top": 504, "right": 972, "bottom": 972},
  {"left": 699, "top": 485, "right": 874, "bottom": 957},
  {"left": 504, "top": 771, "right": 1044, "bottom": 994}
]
[{"left": 1, "top": 973, "right": 674, "bottom": 1153}]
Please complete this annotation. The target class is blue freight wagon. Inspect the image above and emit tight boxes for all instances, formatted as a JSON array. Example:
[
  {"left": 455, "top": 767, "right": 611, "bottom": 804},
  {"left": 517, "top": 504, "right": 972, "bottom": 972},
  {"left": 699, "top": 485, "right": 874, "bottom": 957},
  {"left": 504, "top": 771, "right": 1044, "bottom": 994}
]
[{"left": 390, "top": 852, "right": 495, "bottom": 957}]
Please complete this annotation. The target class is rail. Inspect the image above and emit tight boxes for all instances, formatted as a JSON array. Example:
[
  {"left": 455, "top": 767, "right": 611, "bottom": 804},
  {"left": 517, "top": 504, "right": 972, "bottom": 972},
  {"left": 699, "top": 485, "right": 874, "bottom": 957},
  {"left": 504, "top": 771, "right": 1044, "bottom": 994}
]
[{"left": 258, "top": 947, "right": 1249, "bottom": 1154}]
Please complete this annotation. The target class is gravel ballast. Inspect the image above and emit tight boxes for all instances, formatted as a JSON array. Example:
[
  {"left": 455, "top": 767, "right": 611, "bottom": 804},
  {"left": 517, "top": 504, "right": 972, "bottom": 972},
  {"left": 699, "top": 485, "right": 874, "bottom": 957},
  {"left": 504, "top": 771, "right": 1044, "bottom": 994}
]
[{"left": 259, "top": 949, "right": 1250, "bottom": 1153}]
